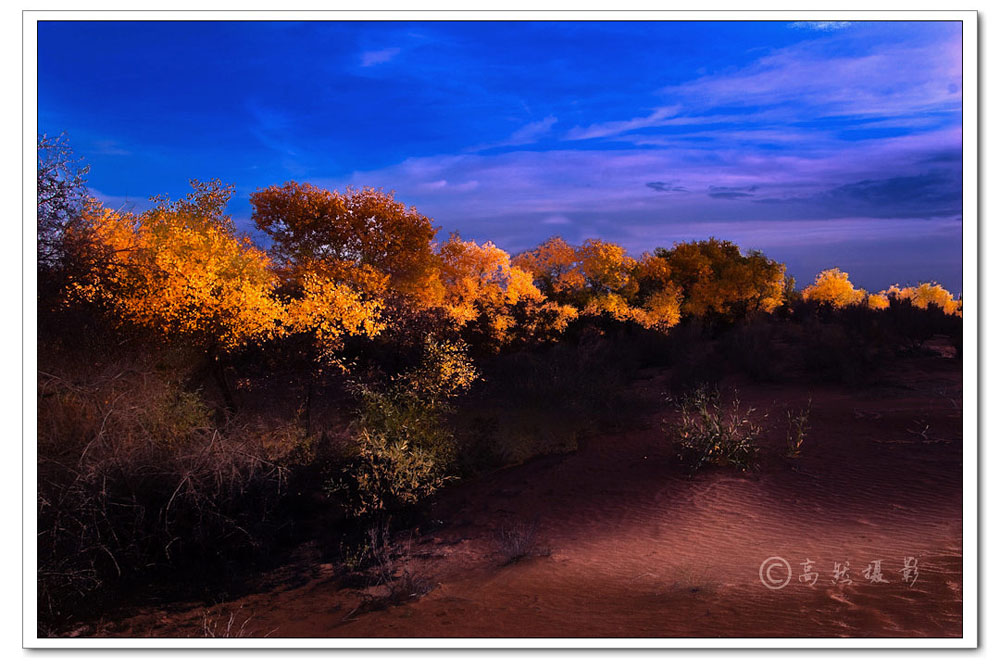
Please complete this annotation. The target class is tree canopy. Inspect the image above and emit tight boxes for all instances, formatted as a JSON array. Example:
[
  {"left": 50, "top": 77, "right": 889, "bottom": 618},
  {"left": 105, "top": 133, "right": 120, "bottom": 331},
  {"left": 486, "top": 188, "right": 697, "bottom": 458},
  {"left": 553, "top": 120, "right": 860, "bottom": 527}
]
[
  {"left": 653, "top": 238, "right": 787, "bottom": 319},
  {"left": 69, "top": 181, "right": 284, "bottom": 352},
  {"left": 250, "top": 182, "right": 440, "bottom": 304},
  {"left": 801, "top": 268, "right": 868, "bottom": 308}
]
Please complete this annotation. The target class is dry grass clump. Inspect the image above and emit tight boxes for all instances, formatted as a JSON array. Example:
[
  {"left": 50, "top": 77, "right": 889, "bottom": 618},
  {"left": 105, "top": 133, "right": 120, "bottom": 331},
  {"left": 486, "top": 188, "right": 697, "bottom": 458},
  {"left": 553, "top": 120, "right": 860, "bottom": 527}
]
[
  {"left": 494, "top": 519, "right": 547, "bottom": 565},
  {"left": 342, "top": 522, "right": 433, "bottom": 619},
  {"left": 37, "top": 360, "right": 295, "bottom": 629},
  {"left": 785, "top": 400, "right": 812, "bottom": 458},
  {"left": 201, "top": 606, "right": 277, "bottom": 638}
]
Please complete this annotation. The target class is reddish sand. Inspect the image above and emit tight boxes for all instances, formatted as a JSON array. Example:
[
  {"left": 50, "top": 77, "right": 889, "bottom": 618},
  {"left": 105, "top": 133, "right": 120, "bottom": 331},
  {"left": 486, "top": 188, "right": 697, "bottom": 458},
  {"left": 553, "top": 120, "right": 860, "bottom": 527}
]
[{"left": 96, "top": 356, "right": 963, "bottom": 639}]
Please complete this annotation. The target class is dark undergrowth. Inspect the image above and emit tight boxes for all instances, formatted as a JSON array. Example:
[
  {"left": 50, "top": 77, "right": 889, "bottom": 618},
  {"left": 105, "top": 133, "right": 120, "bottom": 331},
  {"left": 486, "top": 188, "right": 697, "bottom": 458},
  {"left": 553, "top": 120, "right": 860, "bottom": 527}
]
[{"left": 37, "top": 300, "right": 961, "bottom": 635}]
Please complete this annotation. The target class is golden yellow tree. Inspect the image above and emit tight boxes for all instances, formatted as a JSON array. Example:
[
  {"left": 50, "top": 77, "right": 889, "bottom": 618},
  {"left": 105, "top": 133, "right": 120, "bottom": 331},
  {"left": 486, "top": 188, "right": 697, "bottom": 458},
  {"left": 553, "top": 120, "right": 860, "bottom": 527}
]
[
  {"left": 639, "top": 284, "right": 684, "bottom": 332},
  {"left": 866, "top": 292, "right": 891, "bottom": 310},
  {"left": 515, "top": 237, "right": 684, "bottom": 331},
  {"left": 887, "top": 282, "right": 962, "bottom": 316},
  {"left": 512, "top": 236, "right": 586, "bottom": 300},
  {"left": 68, "top": 181, "right": 397, "bottom": 404},
  {"left": 513, "top": 237, "right": 640, "bottom": 306},
  {"left": 436, "top": 234, "right": 554, "bottom": 343},
  {"left": 577, "top": 239, "right": 639, "bottom": 299},
  {"left": 283, "top": 272, "right": 387, "bottom": 357},
  {"left": 70, "top": 181, "right": 284, "bottom": 352},
  {"left": 801, "top": 268, "right": 867, "bottom": 308}
]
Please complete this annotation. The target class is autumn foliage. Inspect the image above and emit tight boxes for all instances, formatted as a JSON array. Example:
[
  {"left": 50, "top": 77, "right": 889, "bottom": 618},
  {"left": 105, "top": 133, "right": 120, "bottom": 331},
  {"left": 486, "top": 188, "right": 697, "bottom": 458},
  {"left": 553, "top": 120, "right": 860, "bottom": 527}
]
[
  {"left": 887, "top": 282, "right": 962, "bottom": 316},
  {"left": 802, "top": 267, "right": 962, "bottom": 316},
  {"left": 513, "top": 237, "right": 682, "bottom": 331},
  {"left": 250, "top": 181, "right": 440, "bottom": 303},
  {"left": 654, "top": 239, "right": 786, "bottom": 318},
  {"left": 801, "top": 268, "right": 868, "bottom": 308},
  {"left": 76, "top": 183, "right": 286, "bottom": 353},
  {"left": 56, "top": 170, "right": 963, "bottom": 374}
]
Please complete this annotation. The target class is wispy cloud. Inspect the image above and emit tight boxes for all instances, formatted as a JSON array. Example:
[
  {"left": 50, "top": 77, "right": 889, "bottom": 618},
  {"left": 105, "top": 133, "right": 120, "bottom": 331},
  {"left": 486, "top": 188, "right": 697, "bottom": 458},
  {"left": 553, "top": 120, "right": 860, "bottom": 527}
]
[
  {"left": 655, "top": 34, "right": 961, "bottom": 121},
  {"left": 754, "top": 170, "right": 962, "bottom": 219},
  {"left": 506, "top": 116, "right": 558, "bottom": 145},
  {"left": 565, "top": 106, "right": 681, "bottom": 141},
  {"left": 568, "top": 27, "right": 960, "bottom": 149},
  {"left": 360, "top": 47, "right": 401, "bottom": 67},
  {"left": 790, "top": 21, "right": 852, "bottom": 32},
  {"left": 324, "top": 123, "right": 960, "bottom": 248},
  {"left": 708, "top": 185, "right": 759, "bottom": 200},
  {"left": 91, "top": 139, "right": 131, "bottom": 156},
  {"left": 471, "top": 116, "right": 559, "bottom": 151}
]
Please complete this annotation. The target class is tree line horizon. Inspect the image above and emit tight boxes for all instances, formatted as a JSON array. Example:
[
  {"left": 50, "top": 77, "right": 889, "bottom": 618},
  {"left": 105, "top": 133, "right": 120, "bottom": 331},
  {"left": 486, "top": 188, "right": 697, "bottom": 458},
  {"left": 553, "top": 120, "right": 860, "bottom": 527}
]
[{"left": 39, "top": 134, "right": 962, "bottom": 367}]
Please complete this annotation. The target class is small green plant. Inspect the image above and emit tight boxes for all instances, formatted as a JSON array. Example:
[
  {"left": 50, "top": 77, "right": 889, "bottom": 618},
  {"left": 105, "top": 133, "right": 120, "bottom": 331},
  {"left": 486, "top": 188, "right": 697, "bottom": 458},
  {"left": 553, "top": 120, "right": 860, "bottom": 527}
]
[
  {"left": 329, "top": 336, "right": 479, "bottom": 517},
  {"left": 668, "top": 386, "right": 764, "bottom": 473},
  {"left": 785, "top": 399, "right": 812, "bottom": 457}
]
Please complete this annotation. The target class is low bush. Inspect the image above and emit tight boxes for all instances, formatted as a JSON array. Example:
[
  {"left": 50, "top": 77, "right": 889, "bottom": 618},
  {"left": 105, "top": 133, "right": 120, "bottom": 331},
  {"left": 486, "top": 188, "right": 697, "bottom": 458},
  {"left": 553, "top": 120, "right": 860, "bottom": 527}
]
[
  {"left": 341, "top": 522, "right": 432, "bottom": 617},
  {"left": 668, "top": 387, "right": 764, "bottom": 473},
  {"left": 327, "top": 336, "right": 478, "bottom": 517},
  {"left": 201, "top": 606, "right": 276, "bottom": 638}
]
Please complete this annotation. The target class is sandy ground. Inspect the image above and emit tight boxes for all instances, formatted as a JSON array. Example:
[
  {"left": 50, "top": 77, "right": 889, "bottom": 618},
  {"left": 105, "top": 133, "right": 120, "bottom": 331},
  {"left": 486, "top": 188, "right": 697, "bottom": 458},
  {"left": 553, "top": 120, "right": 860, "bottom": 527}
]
[{"left": 94, "top": 355, "right": 963, "bottom": 639}]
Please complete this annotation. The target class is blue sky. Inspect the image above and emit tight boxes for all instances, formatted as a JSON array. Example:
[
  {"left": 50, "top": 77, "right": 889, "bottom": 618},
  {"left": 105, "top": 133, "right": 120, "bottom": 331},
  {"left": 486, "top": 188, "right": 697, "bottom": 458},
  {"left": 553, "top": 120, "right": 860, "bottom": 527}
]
[{"left": 37, "top": 20, "right": 964, "bottom": 293}]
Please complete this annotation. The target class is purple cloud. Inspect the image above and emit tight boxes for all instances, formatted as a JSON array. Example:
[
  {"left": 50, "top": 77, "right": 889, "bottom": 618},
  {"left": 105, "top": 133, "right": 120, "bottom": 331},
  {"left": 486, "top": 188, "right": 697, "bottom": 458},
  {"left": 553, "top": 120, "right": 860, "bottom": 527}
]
[{"left": 360, "top": 47, "right": 401, "bottom": 67}]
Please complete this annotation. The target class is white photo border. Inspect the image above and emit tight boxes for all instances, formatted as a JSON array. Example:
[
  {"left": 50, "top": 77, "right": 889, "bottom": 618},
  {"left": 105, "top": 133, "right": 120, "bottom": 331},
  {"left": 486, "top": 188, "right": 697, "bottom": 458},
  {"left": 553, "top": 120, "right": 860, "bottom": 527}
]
[{"left": 22, "top": 7, "right": 979, "bottom": 650}]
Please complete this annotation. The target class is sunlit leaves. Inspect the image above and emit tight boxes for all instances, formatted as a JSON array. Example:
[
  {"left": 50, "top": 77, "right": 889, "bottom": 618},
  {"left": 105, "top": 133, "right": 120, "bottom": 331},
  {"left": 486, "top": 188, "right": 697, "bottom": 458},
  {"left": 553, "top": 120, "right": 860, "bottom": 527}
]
[
  {"left": 577, "top": 239, "right": 639, "bottom": 298},
  {"left": 67, "top": 181, "right": 406, "bottom": 359},
  {"left": 640, "top": 284, "right": 684, "bottom": 332},
  {"left": 517, "top": 236, "right": 781, "bottom": 329},
  {"left": 887, "top": 282, "right": 962, "bottom": 315},
  {"left": 250, "top": 182, "right": 440, "bottom": 303},
  {"left": 866, "top": 292, "right": 891, "bottom": 310},
  {"left": 802, "top": 268, "right": 867, "bottom": 308},
  {"left": 655, "top": 239, "right": 787, "bottom": 319},
  {"left": 793, "top": 269, "right": 961, "bottom": 317},
  {"left": 512, "top": 236, "right": 585, "bottom": 299},
  {"left": 436, "top": 234, "right": 547, "bottom": 342},
  {"left": 70, "top": 183, "right": 283, "bottom": 351},
  {"left": 284, "top": 272, "right": 387, "bottom": 353}
]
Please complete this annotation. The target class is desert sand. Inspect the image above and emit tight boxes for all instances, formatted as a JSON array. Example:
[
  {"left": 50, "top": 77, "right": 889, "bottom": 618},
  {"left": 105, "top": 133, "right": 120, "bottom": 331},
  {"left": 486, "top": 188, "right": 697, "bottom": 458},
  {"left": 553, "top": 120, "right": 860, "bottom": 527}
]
[{"left": 97, "top": 355, "right": 963, "bottom": 639}]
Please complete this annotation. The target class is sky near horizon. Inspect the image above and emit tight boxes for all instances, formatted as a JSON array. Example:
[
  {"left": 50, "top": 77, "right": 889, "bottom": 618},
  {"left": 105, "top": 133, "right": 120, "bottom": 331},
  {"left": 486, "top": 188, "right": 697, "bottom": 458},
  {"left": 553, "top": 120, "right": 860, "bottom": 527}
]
[{"left": 37, "top": 20, "right": 964, "bottom": 293}]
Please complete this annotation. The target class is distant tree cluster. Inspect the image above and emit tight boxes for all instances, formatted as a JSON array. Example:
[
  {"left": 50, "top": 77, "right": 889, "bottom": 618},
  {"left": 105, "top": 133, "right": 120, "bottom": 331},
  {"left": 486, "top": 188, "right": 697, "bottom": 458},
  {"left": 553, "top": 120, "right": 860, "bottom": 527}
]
[{"left": 801, "top": 267, "right": 961, "bottom": 316}]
